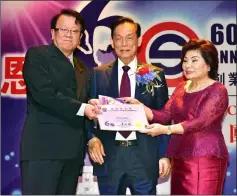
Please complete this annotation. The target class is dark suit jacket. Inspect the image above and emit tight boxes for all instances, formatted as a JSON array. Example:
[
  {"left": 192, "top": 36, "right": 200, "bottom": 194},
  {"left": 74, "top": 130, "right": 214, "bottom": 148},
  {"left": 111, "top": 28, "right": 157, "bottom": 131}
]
[
  {"left": 89, "top": 59, "right": 170, "bottom": 181},
  {"left": 21, "top": 44, "right": 90, "bottom": 163}
]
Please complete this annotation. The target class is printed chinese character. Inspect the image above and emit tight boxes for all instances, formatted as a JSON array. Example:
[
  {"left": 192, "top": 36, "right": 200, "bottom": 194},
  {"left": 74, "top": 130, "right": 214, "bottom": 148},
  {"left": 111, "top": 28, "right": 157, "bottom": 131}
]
[
  {"left": 1, "top": 56, "right": 26, "bottom": 96},
  {"left": 230, "top": 124, "right": 236, "bottom": 143},
  {"left": 228, "top": 72, "right": 237, "bottom": 86},
  {"left": 215, "top": 73, "right": 225, "bottom": 85}
]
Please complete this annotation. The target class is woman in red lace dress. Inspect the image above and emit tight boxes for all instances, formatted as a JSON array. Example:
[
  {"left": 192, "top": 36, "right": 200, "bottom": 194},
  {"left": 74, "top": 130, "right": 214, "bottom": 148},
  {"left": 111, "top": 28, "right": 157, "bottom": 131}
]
[{"left": 124, "top": 39, "right": 229, "bottom": 195}]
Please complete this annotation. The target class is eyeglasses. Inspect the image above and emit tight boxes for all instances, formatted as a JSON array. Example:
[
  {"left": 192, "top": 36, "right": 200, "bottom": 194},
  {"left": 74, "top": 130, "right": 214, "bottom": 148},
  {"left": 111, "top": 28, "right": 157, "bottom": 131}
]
[{"left": 55, "top": 28, "right": 80, "bottom": 35}]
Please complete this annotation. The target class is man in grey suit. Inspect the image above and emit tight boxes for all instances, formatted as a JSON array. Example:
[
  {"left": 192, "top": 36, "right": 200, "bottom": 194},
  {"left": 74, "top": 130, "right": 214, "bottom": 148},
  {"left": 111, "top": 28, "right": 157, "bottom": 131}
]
[{"left": 20, "top": 9, "right": 99, "bottom": 195}]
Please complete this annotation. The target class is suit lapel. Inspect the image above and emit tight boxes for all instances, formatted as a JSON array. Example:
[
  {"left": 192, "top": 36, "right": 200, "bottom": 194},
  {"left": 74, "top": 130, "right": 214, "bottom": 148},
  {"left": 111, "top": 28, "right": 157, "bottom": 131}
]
[
  {"left": 48, "top": 44, "right": 75, "bottom": 71},
  {"left": 73, "top": 57, "right": 84, "bottom": 99},
  {"left": 135, "top": 82, "right": 143, "bottom": 101},
  {"left": 135, "top": 60, "right": 146, "bottom": 102},
  {"left": 106, "top": 60, "right": 119, "bottom": 98},
  {"left": 135, "top": 61, "right": 154, "bottom": 106}
]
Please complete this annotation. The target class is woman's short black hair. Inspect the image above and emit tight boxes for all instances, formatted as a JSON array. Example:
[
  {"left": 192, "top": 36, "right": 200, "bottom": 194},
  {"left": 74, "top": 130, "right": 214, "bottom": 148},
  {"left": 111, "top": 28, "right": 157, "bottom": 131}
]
[{"left": 181, "top": 39, "right": 219, "bottom": 79}]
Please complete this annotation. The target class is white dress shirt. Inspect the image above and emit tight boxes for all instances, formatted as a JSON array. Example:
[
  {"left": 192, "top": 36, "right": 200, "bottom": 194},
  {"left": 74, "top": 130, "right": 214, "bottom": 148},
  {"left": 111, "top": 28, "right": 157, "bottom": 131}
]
[{"left": 115, "top": 57, "right": 138, "bottom": 141}]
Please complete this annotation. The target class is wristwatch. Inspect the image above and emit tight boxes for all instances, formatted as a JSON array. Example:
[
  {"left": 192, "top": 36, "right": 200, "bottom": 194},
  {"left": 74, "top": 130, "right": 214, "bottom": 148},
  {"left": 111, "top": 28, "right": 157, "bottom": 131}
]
[{"left": 167, "top": 126, "right": 172, "bottom": 135}]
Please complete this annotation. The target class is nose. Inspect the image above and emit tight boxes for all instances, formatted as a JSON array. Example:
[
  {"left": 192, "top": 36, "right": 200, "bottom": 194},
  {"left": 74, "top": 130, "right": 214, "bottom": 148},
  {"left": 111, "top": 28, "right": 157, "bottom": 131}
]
[
  {"left": 184, "top": 61, "right": 192, "bottom": 68},
  {"left": 65, "top": 30, "right": 72, "bottom": 37},
  {"left": 121, "top": 38, "right": 128, "bottom": 46}
]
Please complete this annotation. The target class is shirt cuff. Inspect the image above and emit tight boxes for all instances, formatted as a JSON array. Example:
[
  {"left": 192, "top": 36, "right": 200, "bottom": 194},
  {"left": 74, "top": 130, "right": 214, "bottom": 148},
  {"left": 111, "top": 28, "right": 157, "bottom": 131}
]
[{"left": 76, "top": 103, "right": 88, "bottom": 116}]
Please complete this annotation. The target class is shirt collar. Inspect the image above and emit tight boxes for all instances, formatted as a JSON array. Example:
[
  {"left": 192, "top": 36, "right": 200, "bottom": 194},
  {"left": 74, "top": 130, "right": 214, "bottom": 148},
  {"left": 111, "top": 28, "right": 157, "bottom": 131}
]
[
  {"left": 118, "top": 57, "right": 137, "bottom": 73},
  {"left": 67, "top": 53, "right": 73, "bottom": 63}
]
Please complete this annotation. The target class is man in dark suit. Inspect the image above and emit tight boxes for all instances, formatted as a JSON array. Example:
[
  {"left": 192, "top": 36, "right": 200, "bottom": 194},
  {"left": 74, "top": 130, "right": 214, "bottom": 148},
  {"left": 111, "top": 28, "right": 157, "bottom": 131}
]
[
  {"left": 87, "top": 17, "right": 171, "bottom": 195},
  {"left": 20, "top": 9, "right": 99, "bottom": 195}
]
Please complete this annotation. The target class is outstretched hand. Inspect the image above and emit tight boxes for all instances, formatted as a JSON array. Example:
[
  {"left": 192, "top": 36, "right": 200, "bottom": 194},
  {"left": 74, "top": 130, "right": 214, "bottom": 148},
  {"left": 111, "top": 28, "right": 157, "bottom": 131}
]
[
  {"left": 139, "top": 123, "right": 166, "bottom": 137},
  {"left": 88, "top": 99, "right": 100, "bottom": 106},
  {"left": 84, "top": 104, "right": 101, "bottom": 120},
  {"left": 117, "top": 97, "right": 141, "bottom": 104}
]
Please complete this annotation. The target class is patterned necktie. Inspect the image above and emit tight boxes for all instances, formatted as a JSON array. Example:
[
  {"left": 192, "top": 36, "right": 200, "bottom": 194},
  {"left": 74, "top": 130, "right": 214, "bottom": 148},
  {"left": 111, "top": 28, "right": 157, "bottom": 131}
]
[{"left": 119, "top": 65, "right": 132, "bottom": 138}]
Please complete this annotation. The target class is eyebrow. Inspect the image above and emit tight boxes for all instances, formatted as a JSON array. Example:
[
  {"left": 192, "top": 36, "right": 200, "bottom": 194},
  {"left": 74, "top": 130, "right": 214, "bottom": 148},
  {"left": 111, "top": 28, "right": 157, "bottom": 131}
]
[
  {"left": 114, "top": 33, "right": 134, "bottom": 37},
  {"left": 184, "top": 56, "right": 200, "bottom": 59},
  {"left": 60, "top": 26, "right": 81, "bottom": 30}
]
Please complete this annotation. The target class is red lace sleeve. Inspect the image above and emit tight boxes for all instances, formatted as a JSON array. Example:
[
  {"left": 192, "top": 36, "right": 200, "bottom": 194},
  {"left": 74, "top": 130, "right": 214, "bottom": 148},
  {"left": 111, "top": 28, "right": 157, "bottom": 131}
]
[
  {"left": 181, "top": 84, "right": 228, "bottom": 133},
  {"left": 150, "top": 82, "right": 185, "bottom": 124}
]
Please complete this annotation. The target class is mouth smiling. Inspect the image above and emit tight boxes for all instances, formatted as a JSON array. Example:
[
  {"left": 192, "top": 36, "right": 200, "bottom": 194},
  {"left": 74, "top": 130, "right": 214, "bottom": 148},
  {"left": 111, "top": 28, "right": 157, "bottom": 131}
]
[{"left": 185, "top": 71, "right": 194, "bottom": 75}]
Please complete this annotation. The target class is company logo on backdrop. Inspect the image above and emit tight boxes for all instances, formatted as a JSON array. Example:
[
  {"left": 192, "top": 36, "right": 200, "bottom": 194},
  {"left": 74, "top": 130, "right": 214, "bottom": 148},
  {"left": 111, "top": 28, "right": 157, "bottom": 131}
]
[{"left": 137, "top": 22, "right": 199, "bottom": 87}]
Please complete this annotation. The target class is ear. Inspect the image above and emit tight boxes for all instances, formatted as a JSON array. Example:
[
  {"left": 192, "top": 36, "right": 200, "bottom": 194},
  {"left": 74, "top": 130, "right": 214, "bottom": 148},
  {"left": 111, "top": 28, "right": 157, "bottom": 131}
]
[
  {"left": 76, "top": 33, "right": 83, "bottom": 50},
  {"left": 207, "top": 65, "right": 211, "bottom": 71},
  {"left": 77, "top": 45, "right": 81, "bottom": 50},
  {"left": 138, "top": 36, "right": 142, "bottom": 47},
  {"left": 110, "top": 38, "right": 114, "bottom": 49},
  {"left": 51, "top": 29, "right": 55, "bottom": 40}
]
